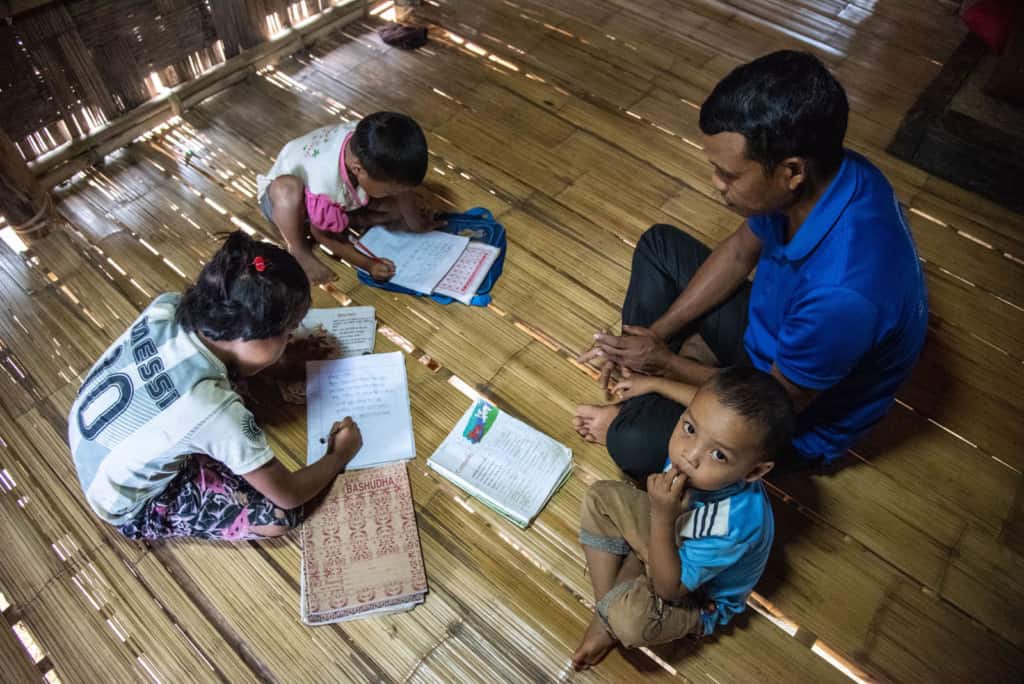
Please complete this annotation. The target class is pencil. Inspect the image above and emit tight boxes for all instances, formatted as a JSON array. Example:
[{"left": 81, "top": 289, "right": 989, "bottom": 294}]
[{"left": 348, "top": 233, "right": 381, "bottom": 261}]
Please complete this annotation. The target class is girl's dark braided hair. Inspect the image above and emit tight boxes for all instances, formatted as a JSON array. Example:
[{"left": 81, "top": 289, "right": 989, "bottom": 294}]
[{"left": 176, "top": 231, "right": 311, "bottom": 341}]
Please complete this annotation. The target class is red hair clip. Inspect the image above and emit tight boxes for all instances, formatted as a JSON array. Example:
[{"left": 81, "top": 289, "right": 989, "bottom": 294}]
[{"left": 252, "top": 256, "right": 267, "bottom": 272}]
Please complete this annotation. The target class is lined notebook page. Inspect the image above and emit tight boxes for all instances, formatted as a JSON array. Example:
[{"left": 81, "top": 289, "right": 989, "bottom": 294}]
[
  {"left": 358, "top": 226, "right": 469, "bottom": 294},
  {"left": 305, "top": 352, "right": 415, "bottom": 468}
]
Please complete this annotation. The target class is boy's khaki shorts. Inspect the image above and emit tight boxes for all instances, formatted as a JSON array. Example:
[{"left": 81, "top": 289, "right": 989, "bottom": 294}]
[{"left": 580, "top": 480, "right": 703, "bottom": 648}]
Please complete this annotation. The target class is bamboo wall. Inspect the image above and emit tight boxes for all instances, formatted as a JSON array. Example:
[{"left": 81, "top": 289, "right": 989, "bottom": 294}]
[{"left": 0, "top": 0, "right": 348, "bottom": 164}]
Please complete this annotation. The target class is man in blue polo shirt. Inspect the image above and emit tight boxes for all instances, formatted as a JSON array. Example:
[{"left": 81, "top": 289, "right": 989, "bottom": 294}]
[{"left": 572, "top": 50, "right": 928, "bottom": 478}]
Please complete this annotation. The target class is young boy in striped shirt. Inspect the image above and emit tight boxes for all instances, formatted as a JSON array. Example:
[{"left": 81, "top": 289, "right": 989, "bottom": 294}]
[{"left": 573, "top": 367, "right": 794, "bottom": 670}]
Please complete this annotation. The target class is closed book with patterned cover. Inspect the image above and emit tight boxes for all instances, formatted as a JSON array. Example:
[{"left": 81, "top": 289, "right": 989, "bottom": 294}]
[{"left": 300, "top": 462, "right": 427, "bottom": 625}]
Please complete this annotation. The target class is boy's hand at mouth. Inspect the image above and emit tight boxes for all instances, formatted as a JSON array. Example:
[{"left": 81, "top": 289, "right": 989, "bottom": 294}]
[{"left": 648, "top": 467, "right": 689, "bottom": 520}]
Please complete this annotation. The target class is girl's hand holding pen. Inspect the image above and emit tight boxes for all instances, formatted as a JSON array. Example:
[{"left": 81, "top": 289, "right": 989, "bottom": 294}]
[{"left": 322, "top": 416, "right": 363, "bottom": 471}]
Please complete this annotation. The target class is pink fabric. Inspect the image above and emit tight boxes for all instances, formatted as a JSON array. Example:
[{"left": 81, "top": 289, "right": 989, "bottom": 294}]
[
  {"left": 198, "top": 460, "right": 227, "bottom": 495},
  {"left": 304, "top": 188, "right": 351, "bottom": 233},
  {"left": 223, "top": 511, "right": 251, "bottom": 541},
  {"left": 303, "top": 131, "right": 367, "bottom": 233}
]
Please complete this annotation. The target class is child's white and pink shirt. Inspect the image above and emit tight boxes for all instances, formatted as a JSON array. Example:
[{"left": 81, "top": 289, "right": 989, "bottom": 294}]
[{"left": 256, "top": 122, "right": 369, "bottom": 233}]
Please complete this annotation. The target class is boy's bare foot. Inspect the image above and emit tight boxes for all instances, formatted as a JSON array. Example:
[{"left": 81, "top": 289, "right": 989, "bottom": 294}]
[
  {"left": 291, "top": 249, "right": 336, "bottom": 285},
  {"left": 571, "top": 616, "right": 617, "bottom": 671},
  {"left": 572, "top": 404, "right": 619, "bottom": 445}
]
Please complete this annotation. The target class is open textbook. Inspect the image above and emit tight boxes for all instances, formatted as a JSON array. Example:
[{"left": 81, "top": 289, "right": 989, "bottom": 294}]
[
  {"left": 278, "top": 307, "right": 377, "bottom": 404},
  {"left": 433, "top": 242, "right": 501, "bottom": 303},
  {"left": 300, "top": 462, "right": 427, "bottom": 625},
  {"left": 297, "top": 306, "right": 376, "bottom": 358},
  {"left": 305, "top": 351, "right": 415, "bottom": 469},
  {"left": 358, "top": 226, "right": 500, "bottom": 304},
  {"left": 427, "top": 400, "right": 572, "bottom": 528}
]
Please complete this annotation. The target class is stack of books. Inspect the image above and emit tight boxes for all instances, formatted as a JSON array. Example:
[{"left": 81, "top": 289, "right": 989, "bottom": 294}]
[{"left": 300, "top": 462, "right": 427, "bottom": 624}]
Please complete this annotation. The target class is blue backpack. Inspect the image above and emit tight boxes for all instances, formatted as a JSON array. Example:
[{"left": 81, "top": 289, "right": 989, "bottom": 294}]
[{"left": 356, "top": 207, "right": 507, "bottom": 306}]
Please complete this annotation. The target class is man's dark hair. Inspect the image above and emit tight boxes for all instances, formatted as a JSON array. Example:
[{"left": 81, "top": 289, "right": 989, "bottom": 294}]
[
  {"left": 177, "top": 231, "right": 310, "bottom": 341},
  {"left": 707, "top": 367, "right": 796, "bottom": 460},
  {"left": 350, "top": 111, "right": 429, "bottom": 186},
  {"left": 699, "top": 50, "right": 849, "bottom": 179}
]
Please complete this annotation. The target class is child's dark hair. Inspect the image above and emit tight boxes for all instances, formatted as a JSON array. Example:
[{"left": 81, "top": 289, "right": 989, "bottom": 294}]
[
  {"left": 176, "top": 231, "right": 310, "bottom": 341},
  {"left": 699, "top": 50, "right": 849, "bottom": 180},
  {"left": 706, "top": 367, "right": 796, "bottom": 460},
  {"left": 350, "top": 111, "right": 428, "bottom": 186}
]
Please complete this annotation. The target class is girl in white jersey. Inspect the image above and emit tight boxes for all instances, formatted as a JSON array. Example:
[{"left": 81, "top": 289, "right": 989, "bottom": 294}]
[
  {"left": 257, "top": 111, "right": 445, "bottom": 285},
  {"left": 68, "top": 232, "right": 362, "bottom": 540}
]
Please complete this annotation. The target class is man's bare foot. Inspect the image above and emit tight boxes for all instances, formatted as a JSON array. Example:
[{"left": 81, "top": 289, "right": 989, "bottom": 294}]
[
  {"left": 571, "top": 616, "right": 617, "bottom": 671},
  {"left": 291, "top": 249, "right": 336, "bottom": 285},
  {"left": 572, "top": 404, "right": 620, "bottom": 445}
]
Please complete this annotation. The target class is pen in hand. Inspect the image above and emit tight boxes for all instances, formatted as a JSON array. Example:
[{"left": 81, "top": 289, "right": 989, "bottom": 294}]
[
  {"left": 347, "top": 233, "right": 395, "bottom": 281},
  {"left": 319, "top": 417, "right": 362, "bottom": 471},
  {"left": 320, "top": 423, "right": 342, "bottom": 449},
  {"left": 348, "top": 233, "right": 382, "bottom": 263}
]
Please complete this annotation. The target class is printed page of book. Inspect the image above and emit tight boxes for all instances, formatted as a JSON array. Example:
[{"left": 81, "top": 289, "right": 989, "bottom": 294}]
[
  {"left": 305, "top": 352, "right": 415, "bottom": 468},
  {"left": 358, "top": 226, "right": 469, "bottom": 294},
  {"left": 300, "top": 463, "right": 427, "bottom": 624},
  {"left": 434, "top": 243, "right": 500, "bottom": 304},
  {"left": 297, "top": 306, "right": 376, "bottom": 358},
  {"left": 427, "top": 400, "right": 572, "bottom": 526}
]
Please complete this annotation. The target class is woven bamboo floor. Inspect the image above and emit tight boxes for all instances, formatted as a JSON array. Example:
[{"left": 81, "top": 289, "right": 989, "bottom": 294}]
[{"left": 2, "top": 0, "right": 1023, "bottom": 681}]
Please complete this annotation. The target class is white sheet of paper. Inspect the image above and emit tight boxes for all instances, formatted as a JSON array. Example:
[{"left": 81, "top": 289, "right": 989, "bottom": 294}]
[
  {"left": 358, "top": 226, "right": 469, "bottom": 294},
  {"left": 305, "top": 352, "right": 415, "bottom": 468},
  {"left": 428, "top": 401, "right": 572, "bottom": 524},
  {"left": 297, "top": 307, "right": 376, "bottom": 359}
]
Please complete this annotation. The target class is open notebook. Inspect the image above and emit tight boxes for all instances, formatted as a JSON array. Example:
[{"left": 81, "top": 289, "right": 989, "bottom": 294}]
[
  {"left": 357, "top": 226, "right": 500, "bottom": 304},
  {"left": 305, "top": 351, "right": 415, "bottom": 470},
  {"left": 427, "top": 400, "right": 572, "bottom": 528}
]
